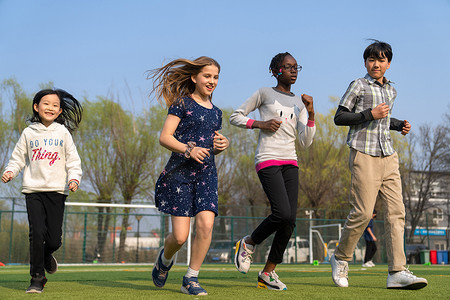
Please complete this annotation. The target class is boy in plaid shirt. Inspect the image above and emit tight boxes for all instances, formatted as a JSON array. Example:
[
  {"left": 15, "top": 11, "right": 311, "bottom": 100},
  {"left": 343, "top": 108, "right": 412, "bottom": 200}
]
[{"left": 330, "top": 40, "right": 427, "bottom": 290}]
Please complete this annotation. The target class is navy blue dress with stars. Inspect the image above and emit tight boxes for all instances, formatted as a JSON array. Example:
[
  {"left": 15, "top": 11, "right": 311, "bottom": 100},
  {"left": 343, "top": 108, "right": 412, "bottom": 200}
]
[{"left": 155, "top": 97, "right": 222, "bottom": 217}]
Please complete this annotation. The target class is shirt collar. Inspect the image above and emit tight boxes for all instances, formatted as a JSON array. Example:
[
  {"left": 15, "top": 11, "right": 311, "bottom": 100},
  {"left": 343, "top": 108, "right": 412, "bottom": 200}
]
[{"left": 364, "top": 73, "right": 394, "bottom": 86}]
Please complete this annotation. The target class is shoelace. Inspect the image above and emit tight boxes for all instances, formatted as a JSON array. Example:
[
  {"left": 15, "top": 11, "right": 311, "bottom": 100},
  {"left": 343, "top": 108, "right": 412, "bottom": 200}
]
[
  {"left": 242, "top": 252, "right": 253, "bottom": 263},
  {"left": 189, "top": 281, "right": 201, "bottom": 288},
  {"left": 338, "top": 261, "right": 348, "bottom": 278},
  {"left": 268, "top": 271, "right": 280, "bottom": 283},
  {"left": 400, "top": 267, "right": 416, "bottom": 278},
  {"left": 157, "top": 263, "right": 168, "bottom": 277}
]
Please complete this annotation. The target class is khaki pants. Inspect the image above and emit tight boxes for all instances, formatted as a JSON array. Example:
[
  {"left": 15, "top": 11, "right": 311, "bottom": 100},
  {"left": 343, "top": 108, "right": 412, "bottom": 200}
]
[{"left": 335, "top": 149, "right": 406, "bottom": 272}]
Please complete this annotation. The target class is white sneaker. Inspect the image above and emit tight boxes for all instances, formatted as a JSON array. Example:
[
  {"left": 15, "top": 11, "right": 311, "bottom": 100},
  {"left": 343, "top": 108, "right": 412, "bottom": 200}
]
[
  {"left": 234, "top": 236, "right": 254, "bottom": 274},
  {"left": 257, "top": 270, "right": 287, "bottom": 290},
  {"left": 331, "top": 254, "right": 348, "bottom": 287},
  {"left": 387, "top": 268, "right": 428, "bottom": 290},
  {"left": 362, "top": 261, "right": 375, "bottom": 268}
]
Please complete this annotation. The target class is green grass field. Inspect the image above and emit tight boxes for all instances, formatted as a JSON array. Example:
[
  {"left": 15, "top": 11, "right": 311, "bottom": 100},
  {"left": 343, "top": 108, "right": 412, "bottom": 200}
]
[{"left": 0, "top": 263, "right": 449, "bottom": 299}]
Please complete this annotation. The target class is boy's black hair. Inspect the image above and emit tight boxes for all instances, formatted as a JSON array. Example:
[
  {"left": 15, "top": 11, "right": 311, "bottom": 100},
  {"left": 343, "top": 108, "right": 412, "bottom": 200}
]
[
  {"left": 269, "top": 52, "right": 292, "bottom": 73},
  {"left": 363, "top": 39, "right": 393, "bottom": 62},
  {"left": 30, "top": 89, "right": 83, "bottom": 133}
]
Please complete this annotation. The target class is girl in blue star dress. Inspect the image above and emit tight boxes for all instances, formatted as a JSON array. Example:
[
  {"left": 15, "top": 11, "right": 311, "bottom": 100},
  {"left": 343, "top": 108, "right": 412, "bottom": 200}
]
[{"left": 148, "top": 56, "right": 229, "bottom": 296}]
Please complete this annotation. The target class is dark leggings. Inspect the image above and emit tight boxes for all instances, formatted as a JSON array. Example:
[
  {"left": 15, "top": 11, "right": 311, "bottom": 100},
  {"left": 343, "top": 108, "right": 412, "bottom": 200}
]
[
  {"left": 251, "top": 165, "right": 298, "bottom": 264},
  {"left": 364, "top": 240, "right": 377, "bottom": 263},
  {"left": 26, "top": 192, "right": 66, "bottom": 277}
]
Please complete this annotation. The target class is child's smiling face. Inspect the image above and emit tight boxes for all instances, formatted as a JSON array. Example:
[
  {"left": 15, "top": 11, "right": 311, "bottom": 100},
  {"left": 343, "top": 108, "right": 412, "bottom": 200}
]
[
  {"left": 365, "top": 54, "right": 391, "bottom": 83},
  {"left": 33, "top": 94, "right": 62, "bottom": 127},
  {"left": 191, "top": 65, "right": 220, "bottom": 100}
]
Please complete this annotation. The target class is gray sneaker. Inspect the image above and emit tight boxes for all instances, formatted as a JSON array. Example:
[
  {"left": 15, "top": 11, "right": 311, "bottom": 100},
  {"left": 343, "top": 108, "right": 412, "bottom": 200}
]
[
  {"left": 257, "top": 270, "right": 287, "bottom": 290},
  {"left": 331, "top": 254, "right": 348, "bottom": 287},
  {"left": 387, "top": 269, "right": 427, "bottom": 290}
]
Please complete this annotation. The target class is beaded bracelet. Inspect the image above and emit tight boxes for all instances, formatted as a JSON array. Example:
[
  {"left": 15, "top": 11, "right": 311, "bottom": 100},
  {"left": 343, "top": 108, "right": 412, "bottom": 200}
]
[
  {"left": 68, "top": 179, "right": 79, "bottom": 186},
  {"left": 184, "top": 141, "right": 196, "bottom": 159}
]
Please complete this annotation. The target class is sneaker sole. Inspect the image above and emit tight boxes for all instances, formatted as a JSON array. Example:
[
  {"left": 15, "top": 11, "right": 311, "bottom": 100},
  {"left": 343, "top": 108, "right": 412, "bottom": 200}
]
[
  {"left": 180, "top": 286, "right": 208, "bottom": 295},
  {"left": 46, "top": 256, "right": 58, "bottom": 274},
  {"left": 387, "top": 282, "right": 428, "bottom": 290},
  {"left": 26, "top": 289, "right": 42, "bottom": 294},
  {"left": 257, "top": 279, "right": 287, "bottom": 290},
  {"left": 234, "top": 240, "right": 247, "bottom": 274}
]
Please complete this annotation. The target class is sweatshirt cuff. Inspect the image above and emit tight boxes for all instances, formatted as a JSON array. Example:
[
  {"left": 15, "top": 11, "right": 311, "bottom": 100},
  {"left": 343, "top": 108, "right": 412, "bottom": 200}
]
[
  {"left": 307, "top": 120, "right": 315, "bottom": 127},
  {"left": 246, "top": 119, "right": 255, "bottom": 129}
]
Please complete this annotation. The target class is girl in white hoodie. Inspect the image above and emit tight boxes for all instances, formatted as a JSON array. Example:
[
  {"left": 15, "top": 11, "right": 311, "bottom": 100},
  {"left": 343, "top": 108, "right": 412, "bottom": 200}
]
[{"left": 2, "top": 89, "right": 83, "bottom": 294}]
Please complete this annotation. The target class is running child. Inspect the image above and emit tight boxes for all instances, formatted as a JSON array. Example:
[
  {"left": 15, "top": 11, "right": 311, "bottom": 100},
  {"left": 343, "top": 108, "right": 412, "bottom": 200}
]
[
  {"left": 331, "top": 40, "right": 427, "bottom": 289},
  {"left": 148, "top": 56, "right": 229, "bottom": 296},
  {"left": 2, "top": 89, "right": 83, "bottom": 293},
  {"left": 230, "top": 52, "right": 316, "bottom": 290}
]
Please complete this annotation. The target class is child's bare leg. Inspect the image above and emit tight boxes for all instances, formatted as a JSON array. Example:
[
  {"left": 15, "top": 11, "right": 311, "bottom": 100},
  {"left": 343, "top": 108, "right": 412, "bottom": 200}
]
[
  {"left": 189, "top": 210, "right": 215, "bottom": 270},
  {"left": 163, "top": 216, "right": 190, "bottom": 260}
]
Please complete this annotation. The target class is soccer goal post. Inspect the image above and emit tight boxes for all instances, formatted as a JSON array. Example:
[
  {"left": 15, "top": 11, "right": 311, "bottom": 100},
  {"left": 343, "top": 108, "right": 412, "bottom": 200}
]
[
  {"left": 64, "top": 202, "right": 193, "bottom": 266},
  {"left": 309, "top": 223, "right": 342, "bottom": 264}
]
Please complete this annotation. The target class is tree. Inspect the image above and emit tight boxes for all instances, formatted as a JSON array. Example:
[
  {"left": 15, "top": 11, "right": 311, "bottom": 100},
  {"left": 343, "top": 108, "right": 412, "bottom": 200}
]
[
  {"left": 75, "top": 98, "right": 122, "bottom": 258},
  {"left": 112, "top": 104, "right": 165, "bottom": 262},
  {"left": 296, "top": 104, "right": 351, "bottom": 219},
  {"left": 402, "top": 122, "right": 449, "bottom": 243}
]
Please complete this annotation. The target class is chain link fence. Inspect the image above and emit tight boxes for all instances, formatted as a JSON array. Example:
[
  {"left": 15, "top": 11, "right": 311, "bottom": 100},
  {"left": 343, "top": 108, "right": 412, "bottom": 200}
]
[{"left": 0, "top": 197, "right": 448, "bottom": 266}]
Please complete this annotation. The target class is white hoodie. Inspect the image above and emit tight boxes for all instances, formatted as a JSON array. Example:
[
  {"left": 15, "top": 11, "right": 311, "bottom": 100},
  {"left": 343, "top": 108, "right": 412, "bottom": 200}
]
[{"left": 4, "top": 122, "right": 82, "bottom": 195}]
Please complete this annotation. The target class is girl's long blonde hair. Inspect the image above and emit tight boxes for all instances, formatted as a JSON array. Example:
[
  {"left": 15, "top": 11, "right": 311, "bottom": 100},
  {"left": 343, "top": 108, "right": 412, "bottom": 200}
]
[{"left": 147, "top": 56, "right": 220, "bottom": 107}]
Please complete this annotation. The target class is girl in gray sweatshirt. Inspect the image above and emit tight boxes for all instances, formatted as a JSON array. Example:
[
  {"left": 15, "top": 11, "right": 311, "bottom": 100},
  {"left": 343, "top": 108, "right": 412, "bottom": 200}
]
[{"left": 231, "top": 52, "right": 315, "bottom": 290}]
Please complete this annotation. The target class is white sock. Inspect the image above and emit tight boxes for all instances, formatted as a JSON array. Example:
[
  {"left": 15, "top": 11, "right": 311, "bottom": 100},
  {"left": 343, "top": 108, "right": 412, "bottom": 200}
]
[
  {"left": 185, "top": 267, "right": 199, "bottom": 278},
  {"left": 161, "top": 251, "right": 173, "bottom": 267}
]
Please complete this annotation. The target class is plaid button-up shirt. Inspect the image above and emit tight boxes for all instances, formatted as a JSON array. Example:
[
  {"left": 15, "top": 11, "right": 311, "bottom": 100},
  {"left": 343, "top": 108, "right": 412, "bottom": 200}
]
[{"left": 339, "top": 74, "right": 397, "bottom": 156}]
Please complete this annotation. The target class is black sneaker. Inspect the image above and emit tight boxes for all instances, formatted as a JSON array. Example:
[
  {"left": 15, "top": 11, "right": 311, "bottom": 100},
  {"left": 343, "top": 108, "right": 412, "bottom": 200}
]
[
  {"left": 26, "top": 275, "right": 48, "bottom": 293},
  {"left": 45, "top": 254, "right": 58, "bottom": 274}
]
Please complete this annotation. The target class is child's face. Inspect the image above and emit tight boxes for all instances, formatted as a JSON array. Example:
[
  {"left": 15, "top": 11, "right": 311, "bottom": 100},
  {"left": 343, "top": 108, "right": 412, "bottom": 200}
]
[
  {"left": 365, "top": 55, "right": 391, "bottom": 83},
  {"left": 276, "top": 55, "right": 299, "bottom": 85},
  {"left": 33, "top": 94, "right": 62, "bottom": 127},
  {"left": 191, "top": 65, "right": 219, "bottom": 100}
]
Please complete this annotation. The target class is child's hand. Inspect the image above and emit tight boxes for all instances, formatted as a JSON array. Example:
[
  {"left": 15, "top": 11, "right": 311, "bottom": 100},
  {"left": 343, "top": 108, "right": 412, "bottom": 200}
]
[
  {"left": 371, "top": 103, "right": 389, "bottom": 119},
  {"left": 213, "top": 131, "right": 229, "bottom": 152},
  {"left": 401, "top": 120, "right": 411, "bottom": 135},
  {"left": 190, "top": 147, "right": 211, "bottom": 164},
  {"left": 1, "top": 171, "right": 13, "bottom": 183},
  {"left": 301, "top": 94, "right": 315, "bottom": 118},
  {"left": 69, "top": 181, "right": 79, "bottom": 192},
  {"left": 257, "top": 119, "right": 282, "bottom": 132}
]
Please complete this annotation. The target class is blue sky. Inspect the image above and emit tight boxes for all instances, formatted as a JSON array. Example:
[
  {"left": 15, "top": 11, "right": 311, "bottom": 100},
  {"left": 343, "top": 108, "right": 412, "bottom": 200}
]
[{"left": 1, "top": 0, "right": 449, "bottom": 128}]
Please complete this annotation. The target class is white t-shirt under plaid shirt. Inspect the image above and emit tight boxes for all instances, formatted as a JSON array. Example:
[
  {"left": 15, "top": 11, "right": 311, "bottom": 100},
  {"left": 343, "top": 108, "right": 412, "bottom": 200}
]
[{"left": 339, "top": 74, "right": 397, "bottom": 156}]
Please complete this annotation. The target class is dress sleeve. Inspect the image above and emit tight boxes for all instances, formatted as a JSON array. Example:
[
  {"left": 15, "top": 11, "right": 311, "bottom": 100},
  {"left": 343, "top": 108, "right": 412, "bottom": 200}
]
[{"left": 168, "top": 100, "right": 186, "bottom": 118}]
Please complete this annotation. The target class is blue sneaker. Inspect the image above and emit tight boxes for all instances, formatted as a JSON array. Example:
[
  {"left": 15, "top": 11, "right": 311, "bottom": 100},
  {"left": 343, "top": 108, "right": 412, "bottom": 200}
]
[
  {"left": 181, "top": 276, "right": 208, "bottom": 295},
  {"left": 152, "top": 248, "right": 173, "bottom": 288}
]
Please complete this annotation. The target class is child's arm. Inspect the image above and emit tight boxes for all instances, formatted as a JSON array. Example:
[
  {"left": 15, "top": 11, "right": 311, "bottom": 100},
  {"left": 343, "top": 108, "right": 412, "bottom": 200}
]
[
  {"left": 160, "top": 114, "right": 211, "bottom": 164},
  {"left": 65, "top": 132, "right": 82, "bottom": 192},
  {"left": 334, "top": 103, "right": 389, "bottom": 126},
  {"left": 3, "top": 131, "right": 28, "bottom": 181},
  {"left": 296, "top": 94, "right": 316, "bottom": 148},
  {"left": 367, "top": 227, "right": 377, "bottom": 241},
  {"left": 390, "top": 118, "right": 411, "bottom": 135}
]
